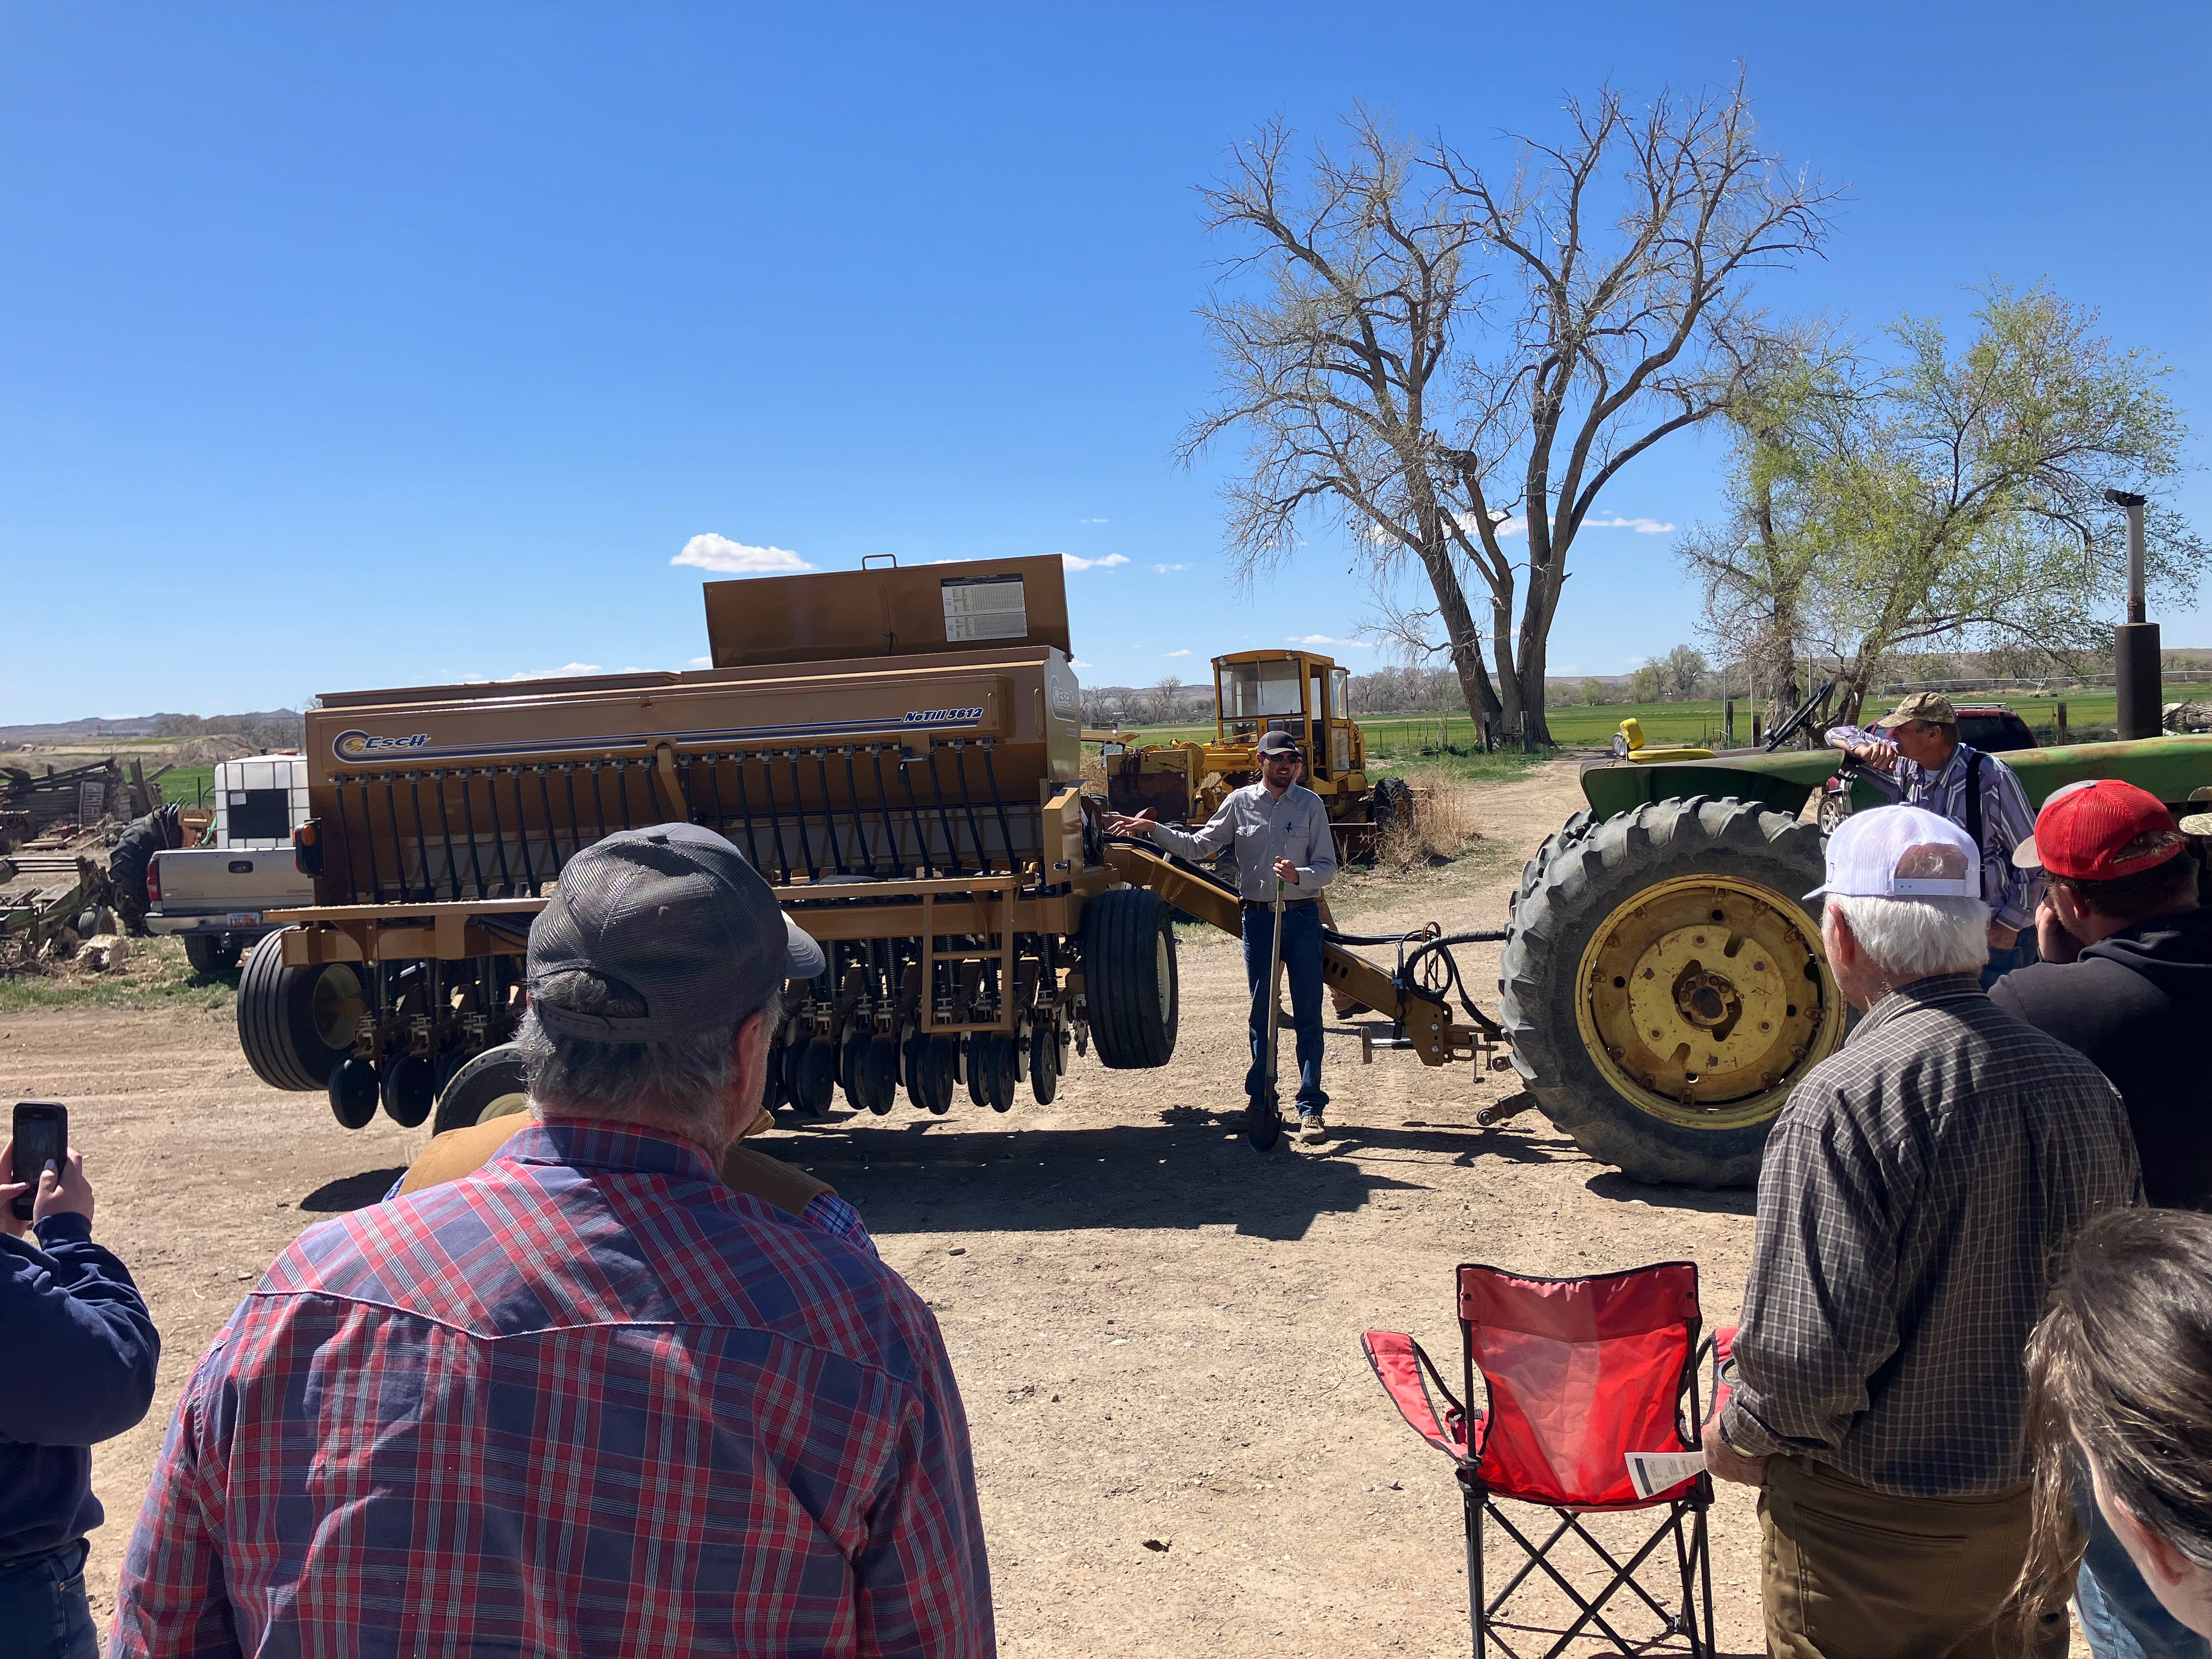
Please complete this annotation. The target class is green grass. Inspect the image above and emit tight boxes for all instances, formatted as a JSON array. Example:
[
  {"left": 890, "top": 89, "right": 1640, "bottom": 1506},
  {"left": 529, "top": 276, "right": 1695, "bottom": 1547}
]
[
  {"left": 1379, "top": 747, "right": 1550, "bottom": 785},
  {"left": 0, "top": 936, "right": 239, "bottom": 1013},
  {"left": 157, "top": 764, "right": 217, "bottom": 807}
]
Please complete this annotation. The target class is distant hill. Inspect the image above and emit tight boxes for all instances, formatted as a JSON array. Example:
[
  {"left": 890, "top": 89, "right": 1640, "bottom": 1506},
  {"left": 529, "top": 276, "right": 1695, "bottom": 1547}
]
[{"left": 0, "top": 710, "right": 303, "bottom": 749}]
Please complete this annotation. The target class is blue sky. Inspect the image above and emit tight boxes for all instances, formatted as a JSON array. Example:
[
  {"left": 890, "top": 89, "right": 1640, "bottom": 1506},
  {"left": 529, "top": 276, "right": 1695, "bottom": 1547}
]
[{"left": 3, "top": 2, "right": 2207, "bottom": 723}]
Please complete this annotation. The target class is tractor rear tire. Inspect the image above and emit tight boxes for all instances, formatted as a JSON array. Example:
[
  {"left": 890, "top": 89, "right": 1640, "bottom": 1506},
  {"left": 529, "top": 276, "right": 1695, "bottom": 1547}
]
[
  {"left": 108, "top": 806, "right": 179, "bottom": 934},
  {"left": 238, "top": 932, "right": 366, "bottom": 1092},
  {"left": 1499, "top": 796, "right": 1843, "bottom": 1188},
  {"left": 1515, "top": 809, "right": 1595, "bottom": 913},
  {"left": 1082, "top": 888, "right": 1179, "bottom": 1069},
  {"left": 432, "top": 1043, "right": 530, "bottom": 1135}
]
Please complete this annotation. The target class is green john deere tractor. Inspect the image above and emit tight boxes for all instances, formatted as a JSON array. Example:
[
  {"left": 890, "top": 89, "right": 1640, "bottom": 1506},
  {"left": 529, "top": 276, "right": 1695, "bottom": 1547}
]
[{"left": 1500, "top": 683, "right": 2212, "bottom": 1188}]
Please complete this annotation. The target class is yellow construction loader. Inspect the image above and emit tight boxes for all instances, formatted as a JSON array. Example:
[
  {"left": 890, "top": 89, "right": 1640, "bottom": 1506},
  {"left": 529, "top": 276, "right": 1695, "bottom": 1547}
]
[{"left": 1099, "top": 648, "right": 1412, "bottom": 850}]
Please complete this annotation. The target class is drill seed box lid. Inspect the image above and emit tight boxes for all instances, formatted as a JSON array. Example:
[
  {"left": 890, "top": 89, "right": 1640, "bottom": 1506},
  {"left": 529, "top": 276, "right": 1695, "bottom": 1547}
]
[{"left": 701, "top": 554, "right": 1070, "bottom": 668}]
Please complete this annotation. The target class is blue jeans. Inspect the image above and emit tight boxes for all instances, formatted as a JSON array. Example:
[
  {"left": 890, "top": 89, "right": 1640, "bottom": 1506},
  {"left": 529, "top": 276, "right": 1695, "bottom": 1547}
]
[
  {"left": 2076, "top": 1477, "right": 2210, "bottom": 1659},
  {"left": 1242, "top": 900, "right": 1327, "bottom": 1113},
  {"left": 0, "top": 1540, "right": 98, "bottom": 1659}
]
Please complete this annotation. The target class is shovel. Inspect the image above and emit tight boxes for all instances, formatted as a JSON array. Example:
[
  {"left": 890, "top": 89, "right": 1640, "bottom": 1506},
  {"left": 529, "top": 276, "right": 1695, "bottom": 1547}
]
[{"left": 1244, "top": 879, "right": 1286, "bottom": 1152}]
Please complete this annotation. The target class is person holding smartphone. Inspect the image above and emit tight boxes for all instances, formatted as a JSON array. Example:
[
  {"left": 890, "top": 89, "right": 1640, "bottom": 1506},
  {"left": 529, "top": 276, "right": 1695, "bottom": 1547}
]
[{"left": 0, "top": 1112, "right": 160, "bottom": 1659}]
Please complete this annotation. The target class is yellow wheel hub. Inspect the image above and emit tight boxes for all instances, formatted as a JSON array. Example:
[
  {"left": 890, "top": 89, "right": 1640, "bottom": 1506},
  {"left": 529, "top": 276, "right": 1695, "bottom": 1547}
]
[{"left": 1573, "top": 874, "right": 1843, "bottom": 1131}]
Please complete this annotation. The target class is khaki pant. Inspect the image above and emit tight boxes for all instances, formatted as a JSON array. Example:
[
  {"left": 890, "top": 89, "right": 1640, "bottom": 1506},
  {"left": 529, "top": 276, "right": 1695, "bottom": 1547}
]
[{"left": 1758, "top": 1457, "right": 2068, "bottom": 1659}]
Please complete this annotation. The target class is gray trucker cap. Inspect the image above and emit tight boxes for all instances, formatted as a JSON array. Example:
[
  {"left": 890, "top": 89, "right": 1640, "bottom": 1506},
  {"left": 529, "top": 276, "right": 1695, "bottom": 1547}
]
[{"left": 526, "top": 822, "right": 825, "bottom": 1044}]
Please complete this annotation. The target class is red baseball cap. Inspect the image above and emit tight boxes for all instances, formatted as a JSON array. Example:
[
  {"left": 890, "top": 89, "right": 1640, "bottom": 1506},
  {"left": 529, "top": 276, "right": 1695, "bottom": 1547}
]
[{"left": 2012, "top": 779, "right": 2185, "bottom": 880}]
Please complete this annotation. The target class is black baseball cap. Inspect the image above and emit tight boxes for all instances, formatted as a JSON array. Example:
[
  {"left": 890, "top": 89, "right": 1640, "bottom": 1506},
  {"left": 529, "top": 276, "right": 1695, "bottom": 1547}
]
[
  {"left": 526, "top": 822, "right": 825, "bottom": 1044},
  {"left": 1256, "top": 730, "right": 1304, "bottom": 759}
]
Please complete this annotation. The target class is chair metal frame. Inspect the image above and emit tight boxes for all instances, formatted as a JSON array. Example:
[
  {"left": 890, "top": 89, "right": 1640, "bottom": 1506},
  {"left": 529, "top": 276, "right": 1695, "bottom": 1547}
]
[{"left": 1364, "top": 1261, "right": 1719, "bottom": 1659}]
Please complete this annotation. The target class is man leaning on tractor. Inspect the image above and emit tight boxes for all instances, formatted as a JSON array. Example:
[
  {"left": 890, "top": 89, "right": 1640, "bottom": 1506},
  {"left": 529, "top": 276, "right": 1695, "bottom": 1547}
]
[
  {"left": 1105, "top": 728, "right": 1340, "bottom": 1144},
  {"left": 1829, "top": 690, "right": 2039, "bottom": 985}
]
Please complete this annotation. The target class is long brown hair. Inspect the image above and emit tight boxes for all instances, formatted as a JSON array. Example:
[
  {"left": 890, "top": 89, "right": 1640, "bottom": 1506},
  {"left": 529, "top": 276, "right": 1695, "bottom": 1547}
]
[{"left": 2017, "top": 1207, "right": 2212, "bottom": 1641}]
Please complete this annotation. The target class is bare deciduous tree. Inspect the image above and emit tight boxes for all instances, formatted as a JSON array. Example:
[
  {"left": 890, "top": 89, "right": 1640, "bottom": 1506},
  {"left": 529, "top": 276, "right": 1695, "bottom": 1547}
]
[{"left": 1183, "top": 72, "right": 1838, "bottom": 743}]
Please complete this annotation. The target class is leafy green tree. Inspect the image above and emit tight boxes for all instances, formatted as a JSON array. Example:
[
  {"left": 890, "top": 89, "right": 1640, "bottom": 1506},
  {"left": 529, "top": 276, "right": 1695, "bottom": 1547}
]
[
  {"left": 1682, "top": 285, "right": 2204, "bottom": 726},
  {"left": 1581, "top": 676, "right": 1606, "bottom": 706}
]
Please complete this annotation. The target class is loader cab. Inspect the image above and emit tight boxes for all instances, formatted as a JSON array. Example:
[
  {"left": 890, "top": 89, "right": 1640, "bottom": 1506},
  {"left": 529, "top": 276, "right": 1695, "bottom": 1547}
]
[{"left": 1213, "top": 650, "right": 1363, "bottom": 791}]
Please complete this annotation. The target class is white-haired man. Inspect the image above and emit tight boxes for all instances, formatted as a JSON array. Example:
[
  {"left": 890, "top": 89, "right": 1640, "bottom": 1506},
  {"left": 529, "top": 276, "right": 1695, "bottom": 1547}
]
[{"left": 1701, "top": 804, "right": 2140, "bottom": 1659}]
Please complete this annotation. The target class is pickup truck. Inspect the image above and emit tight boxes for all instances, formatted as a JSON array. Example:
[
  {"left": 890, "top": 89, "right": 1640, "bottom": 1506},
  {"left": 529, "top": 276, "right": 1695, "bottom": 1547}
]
[{"left": 146, "top": 756, "right": 314, "bottom": 971}]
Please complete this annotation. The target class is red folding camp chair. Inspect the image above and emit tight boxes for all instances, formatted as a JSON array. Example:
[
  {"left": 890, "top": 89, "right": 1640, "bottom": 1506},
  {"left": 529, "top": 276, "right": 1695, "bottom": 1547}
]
[{"left": 1362, "top": 1262, "right": 1718, "bottom": 1659}]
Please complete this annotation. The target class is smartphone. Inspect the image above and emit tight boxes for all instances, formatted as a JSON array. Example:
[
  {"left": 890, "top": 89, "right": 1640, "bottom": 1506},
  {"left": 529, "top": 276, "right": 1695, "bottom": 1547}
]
[{"left": 10, "top": 1102, "right": 66, "bottom": 1222}]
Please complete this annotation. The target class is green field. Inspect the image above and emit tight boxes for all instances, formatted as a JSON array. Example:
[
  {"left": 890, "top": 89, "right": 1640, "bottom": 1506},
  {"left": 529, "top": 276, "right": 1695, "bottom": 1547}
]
[
  {"left": 1102, "top": 689, "right": 2125, "bottom": 758},
  {"left": 156, "top": 765, "right": 217, "bottom": 806}
]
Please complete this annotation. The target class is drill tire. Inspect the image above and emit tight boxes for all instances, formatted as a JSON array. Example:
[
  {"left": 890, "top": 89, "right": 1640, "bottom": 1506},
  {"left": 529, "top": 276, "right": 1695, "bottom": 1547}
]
[
  {"left": 1082, "top": 887, "right": 1179, "bottom": 1069},
  {"left": 237, "top": 932, "right": 364, "bottom": 1093}
]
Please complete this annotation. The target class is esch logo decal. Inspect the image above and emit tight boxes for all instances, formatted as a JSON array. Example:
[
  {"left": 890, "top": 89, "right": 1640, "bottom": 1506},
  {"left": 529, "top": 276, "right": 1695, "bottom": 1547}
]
[
  {"left": 904, "top": 707, "right": 984, "bottom": 725},
  {"left": 334, "top": 730, "right": 431, "bottom": 761}
]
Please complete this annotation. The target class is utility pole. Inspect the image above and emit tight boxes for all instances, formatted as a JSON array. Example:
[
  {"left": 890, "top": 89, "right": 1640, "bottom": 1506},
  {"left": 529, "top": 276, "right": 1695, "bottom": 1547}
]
[{"left": 2108, "top": 489, "right": 2159, "bottom": 740}]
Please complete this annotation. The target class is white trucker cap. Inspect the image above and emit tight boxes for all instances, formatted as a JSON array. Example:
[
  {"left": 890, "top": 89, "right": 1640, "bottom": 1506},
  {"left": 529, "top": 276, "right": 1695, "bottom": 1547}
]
[{"left": 1804, "top": 804, "right": 1982, "bottom": 902}]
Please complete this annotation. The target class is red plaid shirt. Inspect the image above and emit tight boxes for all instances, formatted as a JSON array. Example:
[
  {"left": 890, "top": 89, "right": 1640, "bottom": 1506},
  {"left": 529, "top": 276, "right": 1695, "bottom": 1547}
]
[{"left": 112, "top": 1122, "right": 992, "bottom": 1657}]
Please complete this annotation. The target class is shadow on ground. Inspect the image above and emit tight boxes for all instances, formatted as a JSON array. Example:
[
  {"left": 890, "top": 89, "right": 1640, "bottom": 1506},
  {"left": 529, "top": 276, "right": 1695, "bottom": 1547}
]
[
  {"left": 764, "top": 1104, "right": 1589, "bottom": 1241},
  {"left": 1584, "top": 1170, "right": 1756, "bottom": 1216},
  {"left": 301, "top": 1167, "right": 407, "bottom": 1212}
]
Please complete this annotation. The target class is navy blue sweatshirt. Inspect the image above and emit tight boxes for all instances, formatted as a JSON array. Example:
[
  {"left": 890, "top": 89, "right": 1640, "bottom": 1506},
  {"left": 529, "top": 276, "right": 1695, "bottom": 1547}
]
[
  {"left": 0, "top": 1212, "right": 160, "bottom": 1562},
  {"left": 1991, "top": 906, "right": 2212, "bottom": 1208}
]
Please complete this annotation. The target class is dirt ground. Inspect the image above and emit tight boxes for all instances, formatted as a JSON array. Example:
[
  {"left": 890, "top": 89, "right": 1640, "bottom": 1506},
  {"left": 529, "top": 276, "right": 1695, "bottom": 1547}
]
[{"left": 3, "top": 758, "right": 1783, "bottom": 1655}]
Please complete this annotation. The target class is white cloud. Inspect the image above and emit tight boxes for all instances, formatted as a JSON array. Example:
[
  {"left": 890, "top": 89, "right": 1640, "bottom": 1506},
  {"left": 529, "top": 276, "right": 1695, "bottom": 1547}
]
[
  {"left": 1060, "top": 552, "right": 1130, "bottom": 572},
  {"left": 1583, "top": 514, "right": 1675, "bottom": 534},
  {"left": 1289, "top": 634, "right": 1372, "bottom": 650},
  {"left": 503, "top": 662, "right": 603, "bottom": 681},
  {"left": 1152, "top": 562, "right": 1188, "bottom": 573},
  {"left": 686, "top": 655, "right": 713, "bottom": 669},
  {"left": 1080, "top": 517, "right": 1111, "bottom": 524},
  {"left": 1164, "top": 648, "right": 1192, "bottom": 657},
  {"left": 672, "top": 533, "right": 811, "bottom": 574},
  {"left": 1070, "top": 658, "right": 1094, "bottom": 668}
]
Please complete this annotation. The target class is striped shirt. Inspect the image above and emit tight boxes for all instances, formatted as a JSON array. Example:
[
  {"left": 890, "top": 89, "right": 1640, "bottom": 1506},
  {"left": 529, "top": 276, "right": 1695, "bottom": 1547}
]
[
  {"left": 1719, "top": 974, "right": 2140, "bottom": 1496},
  {"left": 113, "top": 1122, "right": 992, "bottom": 1657},
  {"left": 1832, "top": 733, "right": 2040, "bottom": 929}
]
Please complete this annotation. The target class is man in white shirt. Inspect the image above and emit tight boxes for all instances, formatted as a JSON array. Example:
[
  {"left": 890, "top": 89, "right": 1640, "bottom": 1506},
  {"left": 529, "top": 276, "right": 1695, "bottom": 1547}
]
[{"left": 1105, "top": 729, "right": 1340, "bottom": 1143}]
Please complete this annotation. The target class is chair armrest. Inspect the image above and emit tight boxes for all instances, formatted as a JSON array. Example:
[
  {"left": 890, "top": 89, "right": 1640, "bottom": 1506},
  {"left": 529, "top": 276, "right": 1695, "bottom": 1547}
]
[
  {"left": 1706, "top": 1324, "right": 1737, "bottom": 1428},
  {"left": 1360, "top": 1330, "right": 1471, "bottom": 1459}
]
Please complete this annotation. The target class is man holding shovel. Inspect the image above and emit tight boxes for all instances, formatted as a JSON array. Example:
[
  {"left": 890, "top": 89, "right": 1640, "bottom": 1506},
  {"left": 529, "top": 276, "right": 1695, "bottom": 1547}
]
[{"left": 1105, "top": 729, "right": 1340, "bottom": 1146}]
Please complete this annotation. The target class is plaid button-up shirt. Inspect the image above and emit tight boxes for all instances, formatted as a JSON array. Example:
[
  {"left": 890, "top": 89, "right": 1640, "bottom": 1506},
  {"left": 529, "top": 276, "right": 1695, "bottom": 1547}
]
[
  {"left": 1720, "top": 974, "right": 2140, "bottom": 1497},
  {"left": 112, "top": 1122, "right": 993, "bottom": 1657}
]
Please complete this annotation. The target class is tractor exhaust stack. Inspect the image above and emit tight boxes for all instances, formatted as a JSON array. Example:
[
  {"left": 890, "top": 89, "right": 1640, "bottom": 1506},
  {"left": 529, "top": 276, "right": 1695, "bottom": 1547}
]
[{"left": 2109, "top": 489, "right": 2160, "bottom": 741}]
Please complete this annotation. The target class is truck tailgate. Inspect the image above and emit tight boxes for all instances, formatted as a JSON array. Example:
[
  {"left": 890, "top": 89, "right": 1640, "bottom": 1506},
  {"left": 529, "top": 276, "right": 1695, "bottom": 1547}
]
[{"left": 147, "top": 848, "right": 313, "bottom": 927}]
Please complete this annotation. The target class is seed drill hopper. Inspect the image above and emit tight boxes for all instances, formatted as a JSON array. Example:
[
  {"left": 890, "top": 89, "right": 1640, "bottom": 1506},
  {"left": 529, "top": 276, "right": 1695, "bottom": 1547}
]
[{"left": 245, "top": 555, "right": 1181, "bottom": 1134}]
